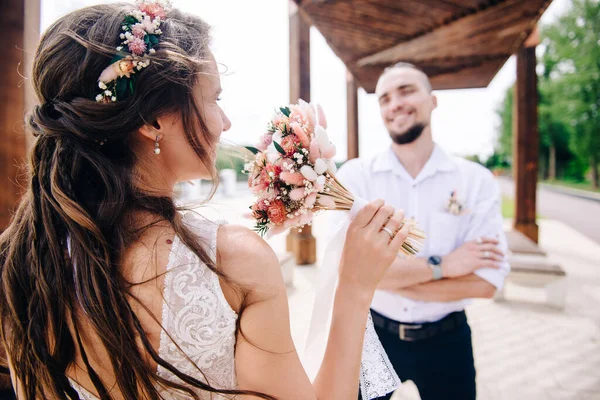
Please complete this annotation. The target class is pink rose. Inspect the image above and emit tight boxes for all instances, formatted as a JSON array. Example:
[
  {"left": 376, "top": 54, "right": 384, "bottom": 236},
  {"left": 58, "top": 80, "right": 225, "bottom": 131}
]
[{"left": 268, "top": 200, "right": 287, "bottom": 225}]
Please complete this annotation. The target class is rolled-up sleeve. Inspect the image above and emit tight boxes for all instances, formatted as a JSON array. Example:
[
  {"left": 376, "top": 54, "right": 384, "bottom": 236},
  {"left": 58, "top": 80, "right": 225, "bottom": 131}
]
[{"left": 462, "top": 172, "right": 511, "bottom": 290}]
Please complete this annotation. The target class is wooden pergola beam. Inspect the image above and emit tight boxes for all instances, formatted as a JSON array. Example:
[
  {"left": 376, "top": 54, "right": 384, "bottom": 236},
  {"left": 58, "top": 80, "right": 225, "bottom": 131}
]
[
  {"left": 346, "top": 69, "right": 359, "bottom": 160},
  {"left": 356, "top": 0, "right": 540, "bottom": 68},
  {"left": 287, "top": 0, "right": 316, "bottom": 265},
  {"left": 513, "top": 44, "right": 539, "bottom": 243}
]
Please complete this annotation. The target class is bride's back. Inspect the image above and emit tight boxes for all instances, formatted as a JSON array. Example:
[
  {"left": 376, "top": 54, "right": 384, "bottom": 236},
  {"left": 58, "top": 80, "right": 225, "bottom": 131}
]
[
  {"left": 66, "top": 213, "right": 240, "bottom": 400},
  {"left": 0, "top": 3, "right": 261, "bottom": 399}
]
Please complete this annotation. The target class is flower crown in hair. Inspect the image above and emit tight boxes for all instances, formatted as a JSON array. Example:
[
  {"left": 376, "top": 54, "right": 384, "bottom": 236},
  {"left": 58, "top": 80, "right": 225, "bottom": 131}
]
[{"left": 95, "top": 0, "right": 171, "bottom": 103}]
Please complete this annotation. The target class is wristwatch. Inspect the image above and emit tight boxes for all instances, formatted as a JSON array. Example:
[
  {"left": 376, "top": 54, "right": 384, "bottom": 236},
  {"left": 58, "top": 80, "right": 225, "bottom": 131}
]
[{"left": 427, "top": 255, "right": 443, "bottom": 281}]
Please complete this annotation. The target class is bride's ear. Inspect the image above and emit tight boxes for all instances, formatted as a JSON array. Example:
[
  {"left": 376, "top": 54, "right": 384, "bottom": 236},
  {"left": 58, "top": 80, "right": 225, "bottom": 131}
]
[{"left": 138, "top": 119, "right": 163, "bottom": 142}]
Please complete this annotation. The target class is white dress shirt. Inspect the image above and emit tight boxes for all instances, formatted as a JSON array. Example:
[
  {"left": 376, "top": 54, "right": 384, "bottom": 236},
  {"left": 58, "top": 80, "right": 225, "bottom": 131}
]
[{"left": 335, "top": 144, "right": 510, "bottom": 324}]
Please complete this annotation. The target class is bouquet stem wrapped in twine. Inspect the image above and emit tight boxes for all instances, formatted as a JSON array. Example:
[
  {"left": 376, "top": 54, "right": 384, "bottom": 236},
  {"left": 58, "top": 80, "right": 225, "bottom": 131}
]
[
  {"left": 242, "top": 99, "right": 425, "bottom": 256},
  {"left": 238, "top": 100, "right": 427, "bottom": 399},
  {"left": 314, "top": 173, "right": 425, "bottom": 257}
]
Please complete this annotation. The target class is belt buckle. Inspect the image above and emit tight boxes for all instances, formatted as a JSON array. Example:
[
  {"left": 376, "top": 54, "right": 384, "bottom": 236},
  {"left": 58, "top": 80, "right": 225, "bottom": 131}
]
[{"left": 399, "top": 324, "right": 422, "bottom": 341}]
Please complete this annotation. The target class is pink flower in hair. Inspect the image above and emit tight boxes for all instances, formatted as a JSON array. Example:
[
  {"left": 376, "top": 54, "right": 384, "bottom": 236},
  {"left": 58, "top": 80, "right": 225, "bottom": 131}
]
[
  {"left": 128, "top": 37, "right": 147, "bottom": 56},
  {"left": 131, "top": 23, "right": 146, "bottom": 39},
  {"left": 139, "top": 2, "right": 167, "bottom": 20}
]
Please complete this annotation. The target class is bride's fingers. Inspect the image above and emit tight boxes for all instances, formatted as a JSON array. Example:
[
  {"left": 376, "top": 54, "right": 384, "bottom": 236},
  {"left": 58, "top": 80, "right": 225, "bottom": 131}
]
[
  {"left": 382, "top": 210, "right": 404, "bottom": 239},
  {"left": 367, "top": 204, "right": 395, "bottom": 235},
  {"left": 389, "top": 220, "right": 411, "bottom": 250},
  {"left": 352, "top": 199, "right": 385, "bottom": 228}
]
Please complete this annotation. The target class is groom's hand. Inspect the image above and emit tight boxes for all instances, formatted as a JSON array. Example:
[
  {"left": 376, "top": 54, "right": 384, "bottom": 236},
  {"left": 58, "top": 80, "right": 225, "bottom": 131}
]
[{"left": 441, "top": 237, "right": 503, "bottom": 278}]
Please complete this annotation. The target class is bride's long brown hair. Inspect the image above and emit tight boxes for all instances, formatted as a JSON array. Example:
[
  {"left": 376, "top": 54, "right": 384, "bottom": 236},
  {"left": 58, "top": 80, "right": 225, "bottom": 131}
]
[{"left": 0, "top": 3, "right": 274, "bottom": 399}]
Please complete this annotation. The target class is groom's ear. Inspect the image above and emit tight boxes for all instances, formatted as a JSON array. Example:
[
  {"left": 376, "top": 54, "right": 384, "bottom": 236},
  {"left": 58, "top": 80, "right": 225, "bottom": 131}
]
[{"left": 431, "top": 95, "right": 438, "bottom": 110}]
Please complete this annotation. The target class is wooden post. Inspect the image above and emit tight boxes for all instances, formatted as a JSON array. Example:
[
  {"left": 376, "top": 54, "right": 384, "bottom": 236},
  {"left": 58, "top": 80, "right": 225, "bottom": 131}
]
[
  {"left": 346, "top": 70, "right": 359, "bottom": 160},
  {"left": 287, "top": 0, "right": 316, "bottom": 264},
  {"left": 513, "top": 45, "right": 539, "bottom": 243},
  {"left": 0, "top": 0, "right": 39, "bottom": 231}
]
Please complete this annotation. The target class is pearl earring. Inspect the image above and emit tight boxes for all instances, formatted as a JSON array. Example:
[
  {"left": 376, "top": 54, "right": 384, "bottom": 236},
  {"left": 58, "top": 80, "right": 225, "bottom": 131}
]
[{"left": 154, "top": 134, "right": 162, "bottom": 155}]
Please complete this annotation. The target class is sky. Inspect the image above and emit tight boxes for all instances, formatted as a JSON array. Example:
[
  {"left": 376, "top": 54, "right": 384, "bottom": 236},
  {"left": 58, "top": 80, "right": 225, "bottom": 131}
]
[{"left": 41, "top": 0, "right": 572, "bottom": 161}]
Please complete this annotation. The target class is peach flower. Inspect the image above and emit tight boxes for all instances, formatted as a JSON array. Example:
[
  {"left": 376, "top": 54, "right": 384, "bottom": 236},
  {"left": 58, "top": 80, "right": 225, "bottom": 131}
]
[
  {"left": 267, "top": 200, "right": 287, "bottom": 225},
  {"left": 139, "top": 3, "right": 167, "bottom": 20}
]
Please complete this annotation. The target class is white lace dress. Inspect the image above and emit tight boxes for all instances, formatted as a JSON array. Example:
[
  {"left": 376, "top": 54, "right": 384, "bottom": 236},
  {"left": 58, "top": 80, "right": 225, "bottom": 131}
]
[{"left": 71, "top": 213, "right": 238, "bottom": 399}]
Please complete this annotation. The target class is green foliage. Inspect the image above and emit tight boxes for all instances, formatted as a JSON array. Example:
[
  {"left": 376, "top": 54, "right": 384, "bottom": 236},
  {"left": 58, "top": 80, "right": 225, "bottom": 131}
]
[
  {"left": 215, "top": 149, "right": 247, "bottom": 181},
  {"left": 495, "top": 0, "right": 600, "bottom": 187}
]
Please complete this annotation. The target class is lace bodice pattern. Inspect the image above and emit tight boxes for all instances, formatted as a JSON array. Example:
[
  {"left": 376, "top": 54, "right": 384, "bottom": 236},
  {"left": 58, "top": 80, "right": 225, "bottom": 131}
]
[{"left": 71, "top": 213, "right": 238, "bottom": 399}]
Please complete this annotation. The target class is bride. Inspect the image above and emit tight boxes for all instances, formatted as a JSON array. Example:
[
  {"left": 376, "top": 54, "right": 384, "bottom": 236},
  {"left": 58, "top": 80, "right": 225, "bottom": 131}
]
[{"left": 0, "top": 2, "right": 409, "bottom": 399}]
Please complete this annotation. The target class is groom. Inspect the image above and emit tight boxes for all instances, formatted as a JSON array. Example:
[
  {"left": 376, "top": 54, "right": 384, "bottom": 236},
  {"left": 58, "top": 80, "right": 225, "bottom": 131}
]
[{"left": 336, "top": 63, "right": 510, "bottom": 400}]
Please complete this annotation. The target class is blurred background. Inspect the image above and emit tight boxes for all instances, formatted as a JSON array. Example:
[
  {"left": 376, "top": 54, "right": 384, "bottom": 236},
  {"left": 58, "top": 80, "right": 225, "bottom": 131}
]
[{"left": 1, "top": 1, "right": 599, "bottom": 399}]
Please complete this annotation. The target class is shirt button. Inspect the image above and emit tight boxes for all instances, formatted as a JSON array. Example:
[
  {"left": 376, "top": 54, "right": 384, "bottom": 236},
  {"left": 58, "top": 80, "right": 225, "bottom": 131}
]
[{"left": 404, "top": 307, "right": 408, "bottom": 312}]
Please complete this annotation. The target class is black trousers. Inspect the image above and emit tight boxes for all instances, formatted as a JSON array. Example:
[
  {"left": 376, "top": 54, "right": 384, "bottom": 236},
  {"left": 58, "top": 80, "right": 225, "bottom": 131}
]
[{"left": 361, "top": 310, "right": 476, "bottom": 400}]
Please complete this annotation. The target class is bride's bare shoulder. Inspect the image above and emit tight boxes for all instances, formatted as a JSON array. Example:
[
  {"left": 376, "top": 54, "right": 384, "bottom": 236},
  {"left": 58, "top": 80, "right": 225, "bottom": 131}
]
[{"left": 216, "top": 224, "right": 285, "bottom": 301}]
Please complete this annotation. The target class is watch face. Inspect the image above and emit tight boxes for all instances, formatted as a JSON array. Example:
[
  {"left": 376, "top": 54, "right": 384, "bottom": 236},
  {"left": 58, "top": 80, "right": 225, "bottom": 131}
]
[{"left": 429, "top": 255, "right": 442, "bottom": 265}]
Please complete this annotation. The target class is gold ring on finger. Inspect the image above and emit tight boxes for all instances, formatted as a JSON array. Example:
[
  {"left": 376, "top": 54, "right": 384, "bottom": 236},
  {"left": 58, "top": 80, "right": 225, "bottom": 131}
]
[{"left": 382, "top": 227, "right": 395, "bottom": 239}]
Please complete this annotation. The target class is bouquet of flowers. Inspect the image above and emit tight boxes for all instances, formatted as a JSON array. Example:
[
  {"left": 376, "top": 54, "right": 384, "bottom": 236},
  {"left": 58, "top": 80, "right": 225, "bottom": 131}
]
[{"left": 244, "top": 100, "right": 425, "bottom": 256}]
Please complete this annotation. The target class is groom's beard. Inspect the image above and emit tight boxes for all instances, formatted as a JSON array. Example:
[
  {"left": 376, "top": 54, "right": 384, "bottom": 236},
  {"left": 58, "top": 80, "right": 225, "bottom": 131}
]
[{"left": 389, "top": 123, "right": 425, "bottom": 145}]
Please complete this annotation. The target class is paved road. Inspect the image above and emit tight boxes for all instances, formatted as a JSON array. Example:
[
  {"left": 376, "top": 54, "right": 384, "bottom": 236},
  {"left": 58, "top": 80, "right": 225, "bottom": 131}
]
[{"left": 498, "top": 177, "right": 600, "bottom": 245}]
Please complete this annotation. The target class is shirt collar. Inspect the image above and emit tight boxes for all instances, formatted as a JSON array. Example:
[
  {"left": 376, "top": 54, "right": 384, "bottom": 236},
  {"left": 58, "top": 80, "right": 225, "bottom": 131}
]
[{"left": 372, "top": 144, "right": 457, "bottom": 182}]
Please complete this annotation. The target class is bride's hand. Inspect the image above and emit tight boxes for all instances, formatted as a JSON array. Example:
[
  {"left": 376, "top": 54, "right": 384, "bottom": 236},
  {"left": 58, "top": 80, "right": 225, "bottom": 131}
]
[{"left": 339, "top": 199, "right": 409, "bottom": 296}]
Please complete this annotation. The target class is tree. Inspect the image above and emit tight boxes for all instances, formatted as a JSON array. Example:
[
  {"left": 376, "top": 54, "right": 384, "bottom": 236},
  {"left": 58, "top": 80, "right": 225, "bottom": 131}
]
[
  {"left": 495, "top": 86, "right": 514, "bottom": 163},
  {"left": 542, "top": 0, "right": 600, "bottom": 187},
  {"left": 538, "top": 50, "right": 573, "bottom": 180}
]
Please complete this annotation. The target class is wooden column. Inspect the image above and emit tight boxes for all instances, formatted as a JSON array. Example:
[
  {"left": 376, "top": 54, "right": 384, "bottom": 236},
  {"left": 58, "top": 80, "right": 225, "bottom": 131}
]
[
  {"left": 286, "top": 0, "right": 316, "bottom": 264},
  {"left": 346, "top": 70, "right": 359, "bottom": 160},
  {"left": 513, "top": 44, "right": 539, "bottom": 243},
  {"left": 0, "top": 0, "right": 39, "bottom": 231}
]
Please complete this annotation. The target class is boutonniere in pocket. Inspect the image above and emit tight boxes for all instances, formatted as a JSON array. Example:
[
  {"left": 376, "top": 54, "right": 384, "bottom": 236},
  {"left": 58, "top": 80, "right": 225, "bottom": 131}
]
[{"left": 446, "top": 190, "right": 467, "bottom": 215}]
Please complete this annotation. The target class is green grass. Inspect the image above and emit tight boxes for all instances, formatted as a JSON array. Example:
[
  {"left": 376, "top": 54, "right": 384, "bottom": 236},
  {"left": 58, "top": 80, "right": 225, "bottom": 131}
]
[
  {"left": 501, "top": 195, "right": 515, "bottom": 219},
  {"left": 542, "top": 179, "right": 600, "bottom": 194},
  {"left": 501, "top": 196, "right": 543, "bottom": 219}
]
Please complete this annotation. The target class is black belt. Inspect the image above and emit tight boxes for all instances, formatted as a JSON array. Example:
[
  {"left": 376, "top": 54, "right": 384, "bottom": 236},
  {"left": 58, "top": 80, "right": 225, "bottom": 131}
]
[{"left": 371, "top": 310, "right": 467, "bottom": 342}]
